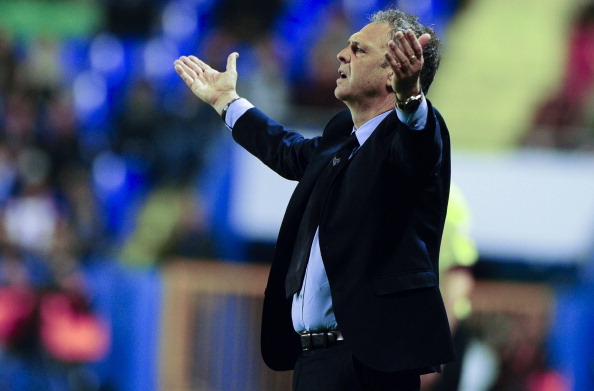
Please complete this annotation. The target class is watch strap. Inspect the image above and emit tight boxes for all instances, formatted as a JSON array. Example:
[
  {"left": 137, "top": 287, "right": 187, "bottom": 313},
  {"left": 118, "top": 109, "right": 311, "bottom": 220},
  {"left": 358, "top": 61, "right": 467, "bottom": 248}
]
[{"left": 396, "top": 93, "right": 424, "bottom": 114}]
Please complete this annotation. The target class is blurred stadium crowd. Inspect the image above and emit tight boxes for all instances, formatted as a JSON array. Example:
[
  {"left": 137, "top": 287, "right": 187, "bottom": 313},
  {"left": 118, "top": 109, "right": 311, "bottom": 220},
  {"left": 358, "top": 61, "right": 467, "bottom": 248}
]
[{"left": 0, "top": 0, "right": 592, "bottom": 390}]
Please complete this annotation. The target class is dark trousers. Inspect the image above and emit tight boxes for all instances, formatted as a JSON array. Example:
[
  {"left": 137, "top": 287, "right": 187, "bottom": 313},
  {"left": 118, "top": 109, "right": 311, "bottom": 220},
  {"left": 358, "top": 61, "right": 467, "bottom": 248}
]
[{"left": 292, "top": 343, "right": 420, "bottom": 391}]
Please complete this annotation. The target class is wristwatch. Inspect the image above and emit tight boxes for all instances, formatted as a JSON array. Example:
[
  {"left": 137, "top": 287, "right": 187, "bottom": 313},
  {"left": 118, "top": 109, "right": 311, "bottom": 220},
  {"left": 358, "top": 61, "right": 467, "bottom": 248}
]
[{"left": 396, "top": 93, "right": 424, "bottom": 113}]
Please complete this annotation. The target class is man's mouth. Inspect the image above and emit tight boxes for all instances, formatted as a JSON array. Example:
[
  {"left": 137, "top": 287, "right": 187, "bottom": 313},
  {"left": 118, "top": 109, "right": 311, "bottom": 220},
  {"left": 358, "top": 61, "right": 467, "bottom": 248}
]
[{"left": 338, "top": 70, "right": 347, "bottom": 79}]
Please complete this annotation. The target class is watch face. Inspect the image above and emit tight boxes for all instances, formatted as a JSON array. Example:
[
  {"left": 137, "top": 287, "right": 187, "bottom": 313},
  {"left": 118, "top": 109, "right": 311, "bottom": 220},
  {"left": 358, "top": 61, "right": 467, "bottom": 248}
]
[{"left": 398, "top": 94, "right": 423, "bottom": 113}]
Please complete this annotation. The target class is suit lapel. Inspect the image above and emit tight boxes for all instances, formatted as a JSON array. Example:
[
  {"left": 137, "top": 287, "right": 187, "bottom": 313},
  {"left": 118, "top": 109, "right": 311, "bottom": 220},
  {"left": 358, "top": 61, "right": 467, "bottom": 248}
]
[{"left": 267, "top": 112, "right": 354, "bottom": 291}]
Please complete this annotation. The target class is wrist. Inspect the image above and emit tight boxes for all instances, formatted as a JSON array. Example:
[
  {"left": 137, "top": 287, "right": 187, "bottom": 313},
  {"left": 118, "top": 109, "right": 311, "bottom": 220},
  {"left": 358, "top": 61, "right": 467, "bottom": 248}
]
[
  {"left": 221, "top": 97, "right": 242, "bottom": 124},
  {"left": 396, "top": 90, "right": 424, "bottom": 114},
  {"left": 213, "top": 92, "right": 241, "bottom": 115},
  {"left": 395, "top": 84, "right": 422, "bottom": 103}
]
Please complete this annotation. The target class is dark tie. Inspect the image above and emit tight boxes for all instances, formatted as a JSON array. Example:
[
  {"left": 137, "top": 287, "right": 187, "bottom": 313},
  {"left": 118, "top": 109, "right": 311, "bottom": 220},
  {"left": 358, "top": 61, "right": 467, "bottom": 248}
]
[{"left": 285, "top": 133, "right": 360, "bottom": 298}]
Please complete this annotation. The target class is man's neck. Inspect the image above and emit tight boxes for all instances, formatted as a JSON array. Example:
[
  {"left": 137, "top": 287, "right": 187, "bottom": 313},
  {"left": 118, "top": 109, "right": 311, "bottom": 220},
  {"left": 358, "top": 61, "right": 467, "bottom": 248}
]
[{"left": 345, "top": 95, "right": 396, "bottom": 129}]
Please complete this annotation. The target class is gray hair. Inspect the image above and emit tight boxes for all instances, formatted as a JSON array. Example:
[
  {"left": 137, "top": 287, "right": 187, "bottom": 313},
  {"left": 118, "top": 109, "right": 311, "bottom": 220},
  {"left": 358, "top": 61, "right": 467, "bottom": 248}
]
[{"left": 370, "top": 9, "right": 441, "bottom": 93}]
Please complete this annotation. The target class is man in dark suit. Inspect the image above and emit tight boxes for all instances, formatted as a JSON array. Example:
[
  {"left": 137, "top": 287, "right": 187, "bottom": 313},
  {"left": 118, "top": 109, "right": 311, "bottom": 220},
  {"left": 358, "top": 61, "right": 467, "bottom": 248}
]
[{"left": 174, "top": 8, "right": 455, "bottom": 391}]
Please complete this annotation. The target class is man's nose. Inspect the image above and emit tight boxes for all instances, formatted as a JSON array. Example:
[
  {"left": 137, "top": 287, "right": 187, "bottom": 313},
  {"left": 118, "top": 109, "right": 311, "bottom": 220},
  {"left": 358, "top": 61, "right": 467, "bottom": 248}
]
[{"left": 337, "top": 47, "right": 349, "bottom": 63}]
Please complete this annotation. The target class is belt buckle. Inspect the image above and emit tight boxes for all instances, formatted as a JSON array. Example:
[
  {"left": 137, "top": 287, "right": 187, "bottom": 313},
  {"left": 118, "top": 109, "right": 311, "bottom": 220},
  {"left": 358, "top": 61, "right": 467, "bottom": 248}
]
[
  {"left": 300, "top": 330, "right": 340, "bottom": 351},
  {"left": 311, "top": 332, "right": 326, "bottom": 349},
  {"left": 301, "top": 333, "right": 311, "bottom": 351}
]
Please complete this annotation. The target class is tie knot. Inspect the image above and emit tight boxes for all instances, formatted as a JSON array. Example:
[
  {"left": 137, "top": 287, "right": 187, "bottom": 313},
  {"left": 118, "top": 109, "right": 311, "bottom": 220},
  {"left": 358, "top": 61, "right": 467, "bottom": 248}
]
[
  {"left": 348, "top": 132, "right": 360, "bottom": 147},
  {"left": 346, "top": 132, "right": 360, "bottom": 155}
]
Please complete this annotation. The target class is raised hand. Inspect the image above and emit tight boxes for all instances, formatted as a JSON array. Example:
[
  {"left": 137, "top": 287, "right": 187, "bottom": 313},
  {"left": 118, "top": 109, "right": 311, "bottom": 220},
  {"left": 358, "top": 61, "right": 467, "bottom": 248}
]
[
  {"left": 384, "top": 30, "right": 431, "bottom": 101},
  {"left": 174, "top": 53, "right": 240, "bottom": 115}
]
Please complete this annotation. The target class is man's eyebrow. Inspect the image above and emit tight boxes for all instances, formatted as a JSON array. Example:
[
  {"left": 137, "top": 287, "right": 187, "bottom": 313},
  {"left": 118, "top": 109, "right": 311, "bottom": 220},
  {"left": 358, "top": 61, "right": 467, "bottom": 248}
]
[
  {"left": 348, "top": 39, "right": 363, "bottom": 47},
  {"left": 347, "top": 33, "right": 360, "bottom": 45}
]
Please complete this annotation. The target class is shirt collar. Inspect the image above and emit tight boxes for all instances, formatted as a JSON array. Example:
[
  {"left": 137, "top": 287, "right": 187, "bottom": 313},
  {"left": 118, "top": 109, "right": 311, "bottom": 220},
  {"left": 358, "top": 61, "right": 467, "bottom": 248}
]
[{"left": 352, "top": 110, "right": 392, "bottom": 146}]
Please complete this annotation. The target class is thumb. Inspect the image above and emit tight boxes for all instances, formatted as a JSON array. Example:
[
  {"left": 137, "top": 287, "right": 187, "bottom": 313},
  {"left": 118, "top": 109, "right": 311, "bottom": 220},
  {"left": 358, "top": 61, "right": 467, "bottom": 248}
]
[
  {"left": 418, "top": 34, "right": 431, "bottom": 49},
  {"left": 226, "top": 52, "right": 239, "bottom": 73}
]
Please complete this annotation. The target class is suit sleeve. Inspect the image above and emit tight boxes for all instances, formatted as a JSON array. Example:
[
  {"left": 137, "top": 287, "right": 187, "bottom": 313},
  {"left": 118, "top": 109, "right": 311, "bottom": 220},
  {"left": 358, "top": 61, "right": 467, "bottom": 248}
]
[
  {"left": 387, "top": 100, "right": 444, "bottom": 179},
  {"left": 231, "top": 107, "right": 320, "bottom": 181}
]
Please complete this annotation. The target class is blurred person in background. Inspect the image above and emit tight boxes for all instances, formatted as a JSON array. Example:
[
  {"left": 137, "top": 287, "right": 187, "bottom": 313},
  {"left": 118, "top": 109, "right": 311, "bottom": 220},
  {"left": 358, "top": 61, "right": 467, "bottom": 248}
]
[
  {"left": 175, "top": 7, "right": 454, "bottom": 391},
  {"left": 0, "top": 30, "right": 17, "bottom": 95},
  {"left": 0, "top": 21, "right": 111, "bottom": 389},
  {"left": 0, "top": 143, "right": 109, "bottom": 391},
  {"left": 525, "top": 0, "right": 594, "bottom": 150},
  {"left": 422, "top": 184, "right": 500, "bottom": 391}
]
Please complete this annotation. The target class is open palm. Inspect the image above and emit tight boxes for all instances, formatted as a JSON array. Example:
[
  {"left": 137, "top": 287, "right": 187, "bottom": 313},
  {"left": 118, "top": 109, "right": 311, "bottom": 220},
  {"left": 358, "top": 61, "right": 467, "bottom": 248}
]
[{"left": 174, "top": 53, "right": 240, "bottom": 113}]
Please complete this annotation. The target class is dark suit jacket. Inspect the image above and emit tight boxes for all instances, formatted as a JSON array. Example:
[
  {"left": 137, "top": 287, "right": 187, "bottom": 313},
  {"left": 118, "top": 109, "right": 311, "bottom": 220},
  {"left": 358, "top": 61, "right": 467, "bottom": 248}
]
[{"left": 232, "top": 100, "right": 456, "bottom": 373}]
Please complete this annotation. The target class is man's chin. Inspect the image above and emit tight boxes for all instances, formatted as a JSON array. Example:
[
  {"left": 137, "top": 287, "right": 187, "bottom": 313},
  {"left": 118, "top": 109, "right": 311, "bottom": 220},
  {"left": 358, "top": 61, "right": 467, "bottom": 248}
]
[{"left": 334, "top": 88, "right": 347, "bottom": 102}]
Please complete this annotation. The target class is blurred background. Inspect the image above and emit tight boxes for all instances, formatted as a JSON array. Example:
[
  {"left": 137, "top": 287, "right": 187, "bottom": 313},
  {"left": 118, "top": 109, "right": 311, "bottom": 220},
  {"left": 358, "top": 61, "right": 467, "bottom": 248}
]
[{"left": 0, "top": 0, "right": 592, "bottom": 390}]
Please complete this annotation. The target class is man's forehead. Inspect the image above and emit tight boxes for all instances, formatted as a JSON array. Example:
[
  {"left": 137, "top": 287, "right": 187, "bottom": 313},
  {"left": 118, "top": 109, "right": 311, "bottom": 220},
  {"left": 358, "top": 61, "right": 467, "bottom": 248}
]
[{"left": 348, "top": 23, "right": 391, "bottom": 48}]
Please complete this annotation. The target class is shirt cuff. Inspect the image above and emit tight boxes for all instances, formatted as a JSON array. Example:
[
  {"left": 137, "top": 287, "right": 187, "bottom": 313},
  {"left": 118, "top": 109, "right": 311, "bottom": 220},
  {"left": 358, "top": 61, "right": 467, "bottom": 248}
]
[
  {"left": 395, "top": 93, "right": 428, "bottom": 131},
  {"left": 224, "top": 98, "right": 254, "bottom": 129}
]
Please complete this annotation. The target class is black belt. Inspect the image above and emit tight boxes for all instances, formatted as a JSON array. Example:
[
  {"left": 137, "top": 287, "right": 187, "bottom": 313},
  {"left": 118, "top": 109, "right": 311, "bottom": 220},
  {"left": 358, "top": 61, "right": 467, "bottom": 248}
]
[{"left": 300, "top": 330, "right": 344, "bottom": 351}]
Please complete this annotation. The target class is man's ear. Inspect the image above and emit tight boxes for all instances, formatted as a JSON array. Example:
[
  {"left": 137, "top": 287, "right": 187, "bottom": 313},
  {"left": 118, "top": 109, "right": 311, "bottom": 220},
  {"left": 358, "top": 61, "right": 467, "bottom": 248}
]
[{"left": 386, "top": 72, "right": 394, "bottom": 93}]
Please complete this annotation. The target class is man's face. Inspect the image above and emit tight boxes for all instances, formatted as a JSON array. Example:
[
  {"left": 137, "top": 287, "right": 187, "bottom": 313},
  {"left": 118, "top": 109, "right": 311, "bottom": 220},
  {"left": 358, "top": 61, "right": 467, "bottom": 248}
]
[{"left": 335, "top": 22, "right": 393, "bottom": 104}]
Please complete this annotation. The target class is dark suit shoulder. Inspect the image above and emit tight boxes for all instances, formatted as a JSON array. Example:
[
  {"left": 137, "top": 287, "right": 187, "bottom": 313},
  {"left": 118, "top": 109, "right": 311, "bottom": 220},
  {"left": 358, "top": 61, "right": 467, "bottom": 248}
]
[{"left": 322, "top": 109, "right": 353, "bottom": 138}]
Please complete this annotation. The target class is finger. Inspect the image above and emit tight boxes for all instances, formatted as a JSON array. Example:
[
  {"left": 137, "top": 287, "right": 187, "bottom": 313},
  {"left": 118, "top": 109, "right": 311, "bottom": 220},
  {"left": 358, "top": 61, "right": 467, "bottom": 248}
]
[
  {"left": 418, "top": 33, "right": 431, "bottom": 50},
  {"left": 174, "top": 60, "right": 193, "bottom": 79},
  {"left": 398, "top": 30, "right": 416, "bottom": 60},
  {"left": 385, "top": 44, "right": 403, "bottom": 73},
  {"left": 182, "top": 56, "right": 204, "bottom": 77},
  {"left": 181, "top": 60, "right": 206, "bottom": 86},
  {"left": 177, "top": 61, "right": 199, "bottom": 80},
  {"left": 189, "top": 55, "right": 212, "bottom": 72},
  {"left": 174, "top": 62, "right": 186, "bottom": 79},
  {"left": 390, "top": 34, "right": 410, "bottom": 66},
  {"left": 174, "top": 59, "right": 184, "bottom": 74},
  {"left": 406, "top": 30, "right": 424, "bottom": 60},
  {"left": 226, "top": 52, "right": 239, "bottom": 73},
  {"left": 174, "top": 63, "right": 195, "bottom": 87},
  {"left": 178, "top": 58, "right": 202, "bottom": 83}
]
